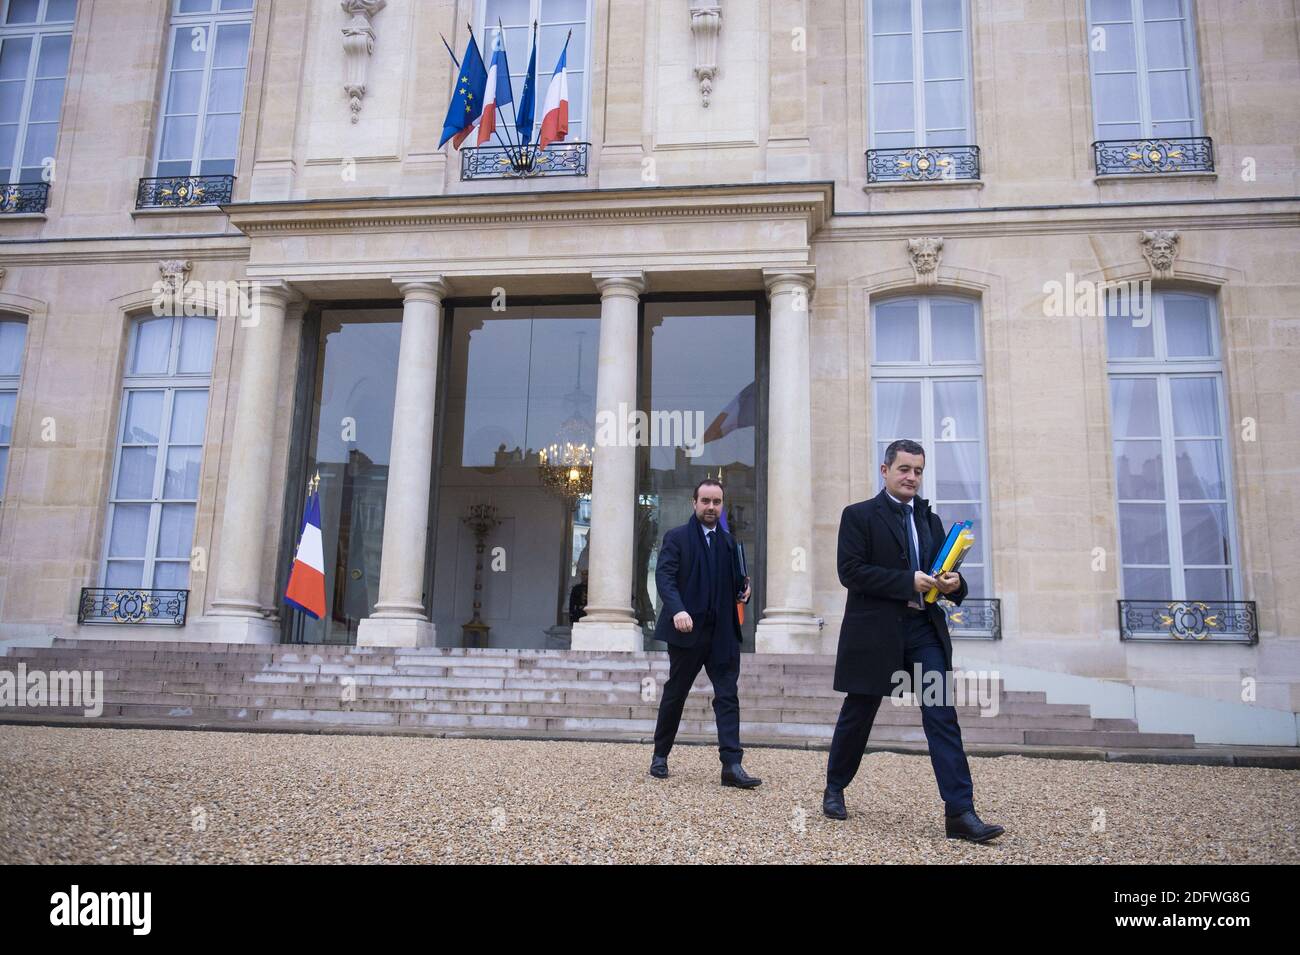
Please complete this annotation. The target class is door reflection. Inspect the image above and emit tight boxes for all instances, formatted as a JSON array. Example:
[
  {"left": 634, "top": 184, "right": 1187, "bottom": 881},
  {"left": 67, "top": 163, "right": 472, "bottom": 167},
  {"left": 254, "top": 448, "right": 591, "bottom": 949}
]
[{"left": 433, "top": 305, "right": 601, "bottom": 648}]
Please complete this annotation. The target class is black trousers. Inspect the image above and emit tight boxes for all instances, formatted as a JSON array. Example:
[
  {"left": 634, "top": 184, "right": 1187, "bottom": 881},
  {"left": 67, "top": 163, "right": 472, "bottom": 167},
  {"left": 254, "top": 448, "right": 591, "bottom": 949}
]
[
  {"left": 652, "top": 626, "right": 743, "bottom": 765},
  {"left": 826, "top": 613, "right": 975, "bottom": 817}
]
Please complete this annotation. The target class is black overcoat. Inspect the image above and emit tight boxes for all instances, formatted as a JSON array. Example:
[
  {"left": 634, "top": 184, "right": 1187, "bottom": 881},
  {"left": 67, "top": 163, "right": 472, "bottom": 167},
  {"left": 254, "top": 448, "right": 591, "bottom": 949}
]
[{"left": 834, "top": 489, "right": 968, "bottom": 695}]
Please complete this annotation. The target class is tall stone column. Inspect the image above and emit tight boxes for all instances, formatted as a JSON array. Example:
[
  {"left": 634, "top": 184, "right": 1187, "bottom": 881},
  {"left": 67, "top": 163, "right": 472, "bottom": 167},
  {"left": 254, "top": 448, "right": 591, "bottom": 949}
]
[
  {"left": 357, "top": 277, "right": 449, "bottom": 648},
  {"left": 570, "top": 270, "right": 646, "bottom": 651},
  {"left": 755, "top": 267, "right": 821, "bottom": 653},
  {"left": 208, "top": 280, "right": 297, "bottom": 643}
]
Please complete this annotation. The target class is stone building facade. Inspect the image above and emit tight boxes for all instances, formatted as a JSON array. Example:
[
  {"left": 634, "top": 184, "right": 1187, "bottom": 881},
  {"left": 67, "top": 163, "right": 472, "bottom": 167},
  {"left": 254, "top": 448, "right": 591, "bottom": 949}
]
[{"left": 0, "top": 0, "right": 1297, "bottom": 728}]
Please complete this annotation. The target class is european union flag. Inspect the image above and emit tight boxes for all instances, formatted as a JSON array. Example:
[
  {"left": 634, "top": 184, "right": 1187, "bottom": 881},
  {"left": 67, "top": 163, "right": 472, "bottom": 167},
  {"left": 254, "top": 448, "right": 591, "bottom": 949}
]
[{"left": 439, "top": 34, "right": 488, "bottom": 149}]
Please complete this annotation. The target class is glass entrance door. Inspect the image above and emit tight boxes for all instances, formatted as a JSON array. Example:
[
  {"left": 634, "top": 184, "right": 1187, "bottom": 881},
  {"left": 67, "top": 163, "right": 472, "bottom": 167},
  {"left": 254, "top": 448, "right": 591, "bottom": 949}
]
[{"left": 431, "top": 303, "right": 601, "bottom": 648}]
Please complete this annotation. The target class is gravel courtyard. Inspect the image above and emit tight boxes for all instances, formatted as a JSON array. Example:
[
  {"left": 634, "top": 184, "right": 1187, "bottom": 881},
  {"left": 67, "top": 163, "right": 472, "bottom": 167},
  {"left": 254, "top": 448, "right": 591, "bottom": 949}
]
[{"left": 1, "top": 725, "right": 1296, "bottom": 864}]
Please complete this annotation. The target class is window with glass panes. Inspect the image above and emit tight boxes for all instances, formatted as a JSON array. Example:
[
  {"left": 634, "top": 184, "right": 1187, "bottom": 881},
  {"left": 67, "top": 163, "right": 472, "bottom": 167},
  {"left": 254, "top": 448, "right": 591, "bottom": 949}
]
[
  {"left": 1086, "top": 0, "right": 1203, "bottom": 139},
  {"left": 867, "top": 0, "right": 972, "bottom": 148},
  {"left": 1106, "top": 290, "right": 1237, "bottom": 601},
  {"left": 871, "top": 295, "right": 990, "bottom": 596},
  {"left": 0, "top": 0, "right": 75, "bottom": 186},
  {"left": 0, "top": 315, "right": 27, "bottom": 502},
  {"left": 102, "top": 314, "right": 216, "bottom": 592},
  {"left": 480, "top": 0, "right": 588, "bottom": 143},
  {"left": 153, "top": 0, "right": 253, "bottom": 178}
]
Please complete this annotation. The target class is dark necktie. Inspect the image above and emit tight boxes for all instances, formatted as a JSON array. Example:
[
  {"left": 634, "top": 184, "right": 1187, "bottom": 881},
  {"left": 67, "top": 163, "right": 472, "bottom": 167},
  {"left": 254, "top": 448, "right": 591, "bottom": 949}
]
[{"left": 902, "top": 503, "right": 920, "bottom": 575}]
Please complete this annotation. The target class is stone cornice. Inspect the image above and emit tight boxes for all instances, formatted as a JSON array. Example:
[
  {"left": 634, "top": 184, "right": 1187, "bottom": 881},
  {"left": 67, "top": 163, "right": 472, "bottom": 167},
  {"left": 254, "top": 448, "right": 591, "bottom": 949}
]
[
  {"left": 221, "top": 182, "right": 835, "bottom": 239},
  {"left": 0, "top": 241, "right": 250, "bottom": 266},
  {"left": 823, "top": 203, "right": 1300, "bottom": 241},
  {"left": 221, "top": 188, "right": 1300, "bottom": 246}
]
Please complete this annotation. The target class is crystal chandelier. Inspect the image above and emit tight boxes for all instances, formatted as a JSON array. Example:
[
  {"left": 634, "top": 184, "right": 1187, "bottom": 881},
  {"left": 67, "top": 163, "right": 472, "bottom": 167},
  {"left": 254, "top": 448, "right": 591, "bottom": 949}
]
[
  {"left": 538, "top": 440, "right": 592, "bottom": 501},
  {"left": 538, "top": 331, "right": 594, "bottom": 503}
]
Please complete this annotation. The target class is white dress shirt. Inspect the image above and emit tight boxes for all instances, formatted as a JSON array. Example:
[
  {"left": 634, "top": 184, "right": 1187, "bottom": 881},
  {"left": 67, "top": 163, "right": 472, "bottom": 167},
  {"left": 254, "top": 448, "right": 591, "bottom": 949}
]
[{"left": 886, "top": 490, "right": 924, "bottom": 609}]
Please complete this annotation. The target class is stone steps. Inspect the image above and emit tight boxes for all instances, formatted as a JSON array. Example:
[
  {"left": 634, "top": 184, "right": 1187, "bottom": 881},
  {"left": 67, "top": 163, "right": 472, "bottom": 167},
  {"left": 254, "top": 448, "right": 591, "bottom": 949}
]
[
  {"left": 0, "top": 638, "right": 1194, "bottom": 748},
  {"left": 50, "top": 689, "right": 1118, "bottom": 730},
  {"left": 0, "top": 702, "right": 1052, "bottom": 744},
  {"left": 79, "top": 682, "right": 1082, "bottom": 712}
]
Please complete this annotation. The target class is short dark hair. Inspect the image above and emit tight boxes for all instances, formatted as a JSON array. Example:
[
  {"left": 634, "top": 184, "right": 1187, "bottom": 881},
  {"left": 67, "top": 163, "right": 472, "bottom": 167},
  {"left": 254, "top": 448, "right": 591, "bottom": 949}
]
[
  {"left": 693, "top": 478, "right": 724, "bottom": 500},
  {"left": 883, "top": 439, "right": 926, "bottom": 467}
]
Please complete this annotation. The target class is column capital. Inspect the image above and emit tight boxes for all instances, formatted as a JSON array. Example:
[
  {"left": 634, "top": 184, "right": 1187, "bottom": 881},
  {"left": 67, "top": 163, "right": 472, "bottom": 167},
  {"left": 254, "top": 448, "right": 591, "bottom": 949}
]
[
  {"left": 592, "top": 270, "right": 647, "bottom": 298},
  {"left": 250, "top": 278, "right": 300, "bottom": 309},
  {"left": 762, "top": 267, "right": 815, "bottom": 299},
  {"left": 393, "top": 275, "right": 451, "bottom": 302}
]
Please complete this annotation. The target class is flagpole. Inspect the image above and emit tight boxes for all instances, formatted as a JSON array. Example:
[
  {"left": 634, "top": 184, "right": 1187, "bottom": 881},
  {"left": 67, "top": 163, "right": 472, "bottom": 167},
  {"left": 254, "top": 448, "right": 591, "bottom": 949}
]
[
  {"left": 519, "top": 19, "right": 538, "bottom": 147},
  {"left": 491, "top": 18, "right": 524, "bottom": 163},
  {"left": 440, "top": 33, "right": 460, "bottom": 69},
  {"left": 468, "top": 20, "right": 516, "bottom": 159},
  {"left": 505, "top": 20, "right": 539, "bottom": 170},
  {"left": 499, "top": 18, "right": 539, "bottom": 167}
]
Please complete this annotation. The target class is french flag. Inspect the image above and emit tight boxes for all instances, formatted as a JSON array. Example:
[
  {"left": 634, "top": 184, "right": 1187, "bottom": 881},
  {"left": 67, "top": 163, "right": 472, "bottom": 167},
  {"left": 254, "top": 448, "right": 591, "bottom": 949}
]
[
  {"left": 477, "top": 30, "right": 513, "bottom": 146},
  {"left": 284, "top": 478, "right": 326, "bottom": 619},
  {"left": 537, "top": 40, "right": 570, "bottom": 149},
  {"left": 703, "top": 380, "right": 756, "bottom": 444}
]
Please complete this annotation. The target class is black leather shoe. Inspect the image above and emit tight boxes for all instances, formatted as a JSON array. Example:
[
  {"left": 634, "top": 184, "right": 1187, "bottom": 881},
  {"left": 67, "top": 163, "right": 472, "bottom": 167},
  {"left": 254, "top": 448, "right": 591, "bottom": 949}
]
[
  {"left": 649, "top": 755, "right": 668, "bottom": 779},
  {"left": 945, "top": 809, "right": 1005, "bottom": 843},
  {"left": 822, "top": 785, "right": 847, "bottom": 820},
  {"left": 721, "top": 763, "right": 762, "bottom": 788}
]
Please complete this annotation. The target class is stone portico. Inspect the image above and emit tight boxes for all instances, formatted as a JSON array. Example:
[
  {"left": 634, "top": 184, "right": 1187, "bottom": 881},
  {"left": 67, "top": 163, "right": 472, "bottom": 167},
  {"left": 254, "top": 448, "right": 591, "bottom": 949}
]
[{"left": 192, "top": 182, "right": 832, "bottom": 654}]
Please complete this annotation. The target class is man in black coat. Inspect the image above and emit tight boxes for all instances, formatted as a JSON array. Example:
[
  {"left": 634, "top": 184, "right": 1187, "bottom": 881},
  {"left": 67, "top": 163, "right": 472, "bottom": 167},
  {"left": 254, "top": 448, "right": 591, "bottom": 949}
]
[
  {"left": 649, "top": 478, "right": 760, "bottom": 788},
  {"left": 825, "top": 439, "right": 1004, "bottom": 842}
]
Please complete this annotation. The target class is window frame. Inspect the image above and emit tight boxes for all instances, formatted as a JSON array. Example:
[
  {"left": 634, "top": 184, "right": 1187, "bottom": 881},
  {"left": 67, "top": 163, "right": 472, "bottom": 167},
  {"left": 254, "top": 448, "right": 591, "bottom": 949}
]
[
  {"left": 149, "top": 0, "right": 254, "bottom": 180},
  {"left": 100, "top": 314, "right": 216, "bottom": 592},
  {"left": 1085, "top": 0, "right": 1205, "bottom": 141},
  {"left": 869, "top": 293, "right": 992, "bottom": 596},
  {"left": 0, "top": 0, "right": 76, "bottom": 186},
  {"left": 476, "top": 0, "right": 592, "bottom": 144},
  {"left": 0, "top": 314, "right": 28, "bottom": 503},
  {"left": 865, "top": 0, "right": 976, "bottom": 150},
  {"left": 1105, "top": 290, "right": 1240, "bottom": 601}
]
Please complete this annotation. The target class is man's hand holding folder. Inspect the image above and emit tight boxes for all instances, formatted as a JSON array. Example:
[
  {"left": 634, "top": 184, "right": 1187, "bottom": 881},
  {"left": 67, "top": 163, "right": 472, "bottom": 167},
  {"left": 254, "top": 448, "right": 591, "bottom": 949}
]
[{"left": 924, "top": 520, "right": 975, "bottom": 604}]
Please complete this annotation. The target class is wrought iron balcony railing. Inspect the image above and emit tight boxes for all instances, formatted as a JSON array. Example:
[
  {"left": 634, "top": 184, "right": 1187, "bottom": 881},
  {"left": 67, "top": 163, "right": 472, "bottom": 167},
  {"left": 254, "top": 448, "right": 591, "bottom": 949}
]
[
  {"left": 461, "top": 142, "right": 589, "bottom": 180},
  {"left": 1118, "top": 599, "right": 1256, "bottom": 644},
  {"left": 78, "top": 587, "right": 189, "bottom": 626},
  {"left": 1093, "top": 136, "right": 1214, "bottom": 176},
  {"left": 939, "top": 597, "right": 1001, "bottom": 640},
  {"left": 136, "top": 174, "right": 235, "bottom": 209},
  {"left": 0, "top": 181, "right": 51, "bottom": 214},
  {"left": 866, "top": 144, "right": 980, "bottom": 183}
]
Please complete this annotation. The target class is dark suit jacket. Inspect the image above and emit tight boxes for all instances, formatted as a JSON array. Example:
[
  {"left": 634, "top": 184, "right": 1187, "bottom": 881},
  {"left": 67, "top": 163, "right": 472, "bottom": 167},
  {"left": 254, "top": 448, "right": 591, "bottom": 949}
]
[
  {"left": 654, "top": 514, "right": 745, "bottom": 649},
  {"left": 834, "top": 489, "right": 968, "bottom": 695}
]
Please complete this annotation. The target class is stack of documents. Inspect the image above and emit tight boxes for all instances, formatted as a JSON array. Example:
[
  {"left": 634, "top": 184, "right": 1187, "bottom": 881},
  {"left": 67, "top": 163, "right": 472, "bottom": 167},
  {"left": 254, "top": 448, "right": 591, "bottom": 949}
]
[{"left": 924, "top": 521, "right": 975, "bottom": 604}]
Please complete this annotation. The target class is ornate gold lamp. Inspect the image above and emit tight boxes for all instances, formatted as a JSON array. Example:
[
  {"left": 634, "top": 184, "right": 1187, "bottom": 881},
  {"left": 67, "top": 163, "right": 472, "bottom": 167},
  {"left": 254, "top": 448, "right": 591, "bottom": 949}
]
[{"left": 460, "top": 502, "right": 500, "bottom": 648}]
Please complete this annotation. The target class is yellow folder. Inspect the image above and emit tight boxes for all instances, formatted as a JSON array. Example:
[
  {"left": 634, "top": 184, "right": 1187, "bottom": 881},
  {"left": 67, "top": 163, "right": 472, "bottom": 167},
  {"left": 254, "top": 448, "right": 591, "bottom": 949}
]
[{"left": 924, "top": 529, "right": 974, "bottom": 604}]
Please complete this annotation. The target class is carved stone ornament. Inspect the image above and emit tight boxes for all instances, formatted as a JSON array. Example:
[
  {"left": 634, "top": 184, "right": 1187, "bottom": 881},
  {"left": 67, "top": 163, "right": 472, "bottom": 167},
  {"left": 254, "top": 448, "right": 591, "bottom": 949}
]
[
  {"left": 690, "top": 1, "right": 722, "bottom": 107},
  {"left": 341, "top": 0, "right": 386, "bottom": 123},
  {"left": 907, "top": 237, "right": 944, "bottom": 286},
  {"left": 158, "top": 259, "right": 193, "bottom": 296},
  {"left": 1140, "top": 229, "right": 1180, "bottom": 280}
]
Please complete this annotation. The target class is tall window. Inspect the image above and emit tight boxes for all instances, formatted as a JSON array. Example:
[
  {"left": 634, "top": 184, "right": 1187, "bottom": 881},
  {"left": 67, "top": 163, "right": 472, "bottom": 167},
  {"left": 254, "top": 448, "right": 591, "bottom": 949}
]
[
  {"left": 1086, "top": 0, "right": 1202, "bottom": 139},
  {"left": 871, "top": 295, "right": 989, "bottom": 596},
  {"left": 0, "top": 0, "right": 75, "bottom": 186},
  {"left": 867, "top": 0, "right": 972, "bottom": 148},
  {"left": 481, "top": 0, "right": 589, "bottom": 142},
  {"left": 102, "top": 314, "right": 216, "bottom": 592},
  {"left": 1106, "top": 290, "right": 1237, "bottom": 600},
  {"left": 153, "top": 0, "right": 253, "bottom": 178},
  {"left": 0, "top": 315, "right": 27, "bottom": 502}
]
